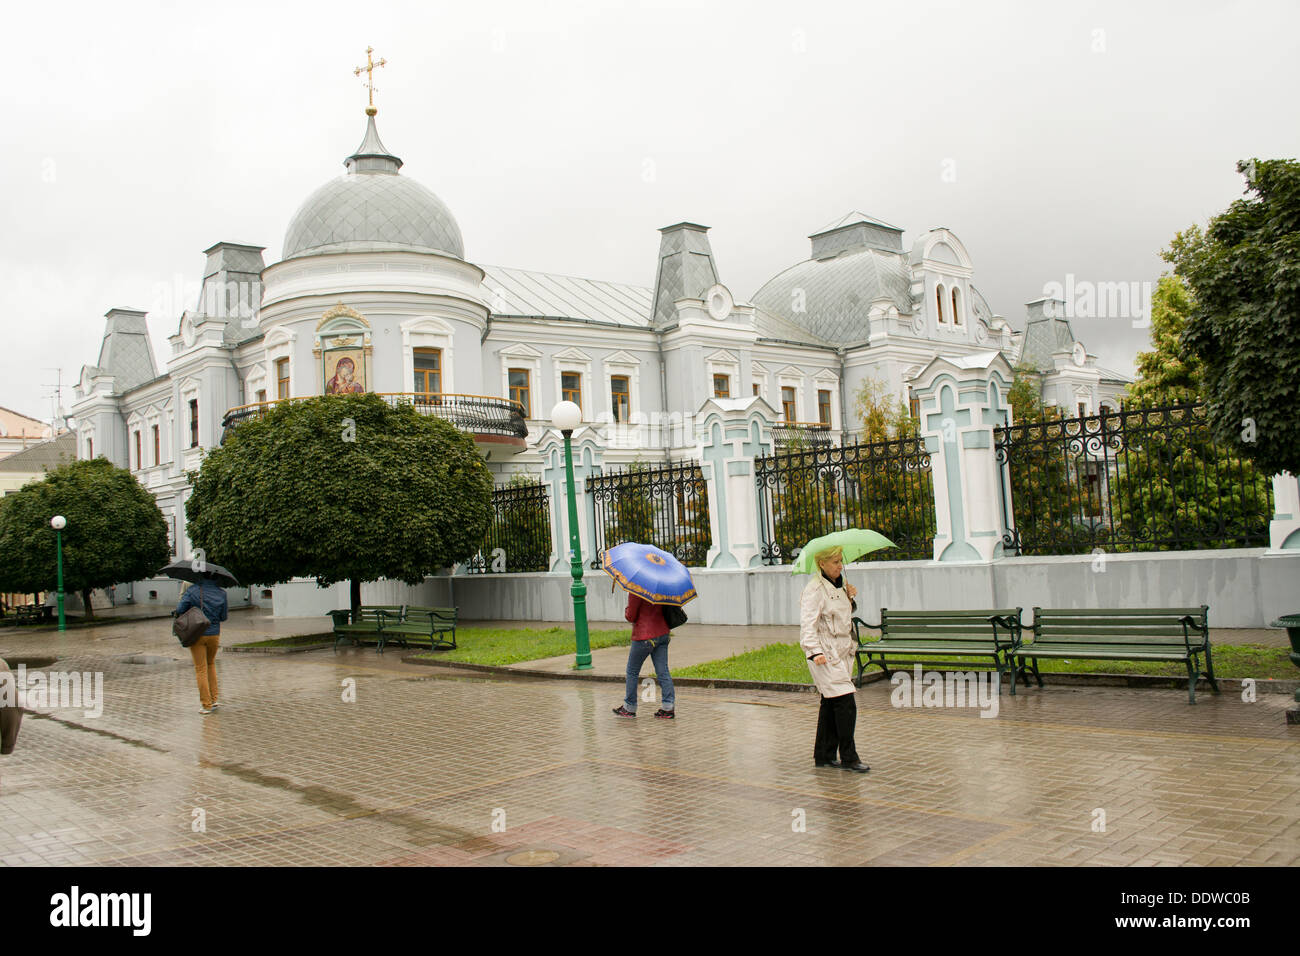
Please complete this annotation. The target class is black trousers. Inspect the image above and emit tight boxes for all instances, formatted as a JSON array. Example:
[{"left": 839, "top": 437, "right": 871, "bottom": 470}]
[{"left": 814, "top": 691, "right": 859, "bottom": 764}]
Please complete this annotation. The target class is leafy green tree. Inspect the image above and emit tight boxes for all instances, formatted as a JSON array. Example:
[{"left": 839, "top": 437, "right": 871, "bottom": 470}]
[
  {"left": 0, "top": 458, "right": 169, "bottom": 618},
  {"left": 1115, "top": 273, "right": 1272, "bottom": 549},
  {"left": 1001, "top": 367, "right": 1092, "bottom": 553},
  {"left": 600, "top": 460, "right": 711, "bottom": 566},
  {"left": 1128, "top": 274, "right": 1201, "bottom": 406},
  {"left": 482, "top": 475, "right": 552, "bottom": 572},
  {"left": 1169, "top": 158, "right": 1300, "bottom": 476},
  {"left": 840, "top": 378, "right": 933, "bottom": 559},
  {"left": 185, "top": 394, "right": 493, "bottom": 614}
]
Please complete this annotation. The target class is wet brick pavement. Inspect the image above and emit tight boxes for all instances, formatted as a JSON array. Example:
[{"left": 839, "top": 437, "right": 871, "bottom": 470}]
[{"left": 1, "top": 614, "right": 1297, "bottom": 866}]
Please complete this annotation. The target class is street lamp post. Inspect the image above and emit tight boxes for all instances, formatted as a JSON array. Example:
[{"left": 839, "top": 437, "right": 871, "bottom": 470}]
[
  {"left": 551, "top": 401, "right": 592, "bottom": 670},
  {"left": 50, "top": 515, "right": 67, "bottom": 632}
]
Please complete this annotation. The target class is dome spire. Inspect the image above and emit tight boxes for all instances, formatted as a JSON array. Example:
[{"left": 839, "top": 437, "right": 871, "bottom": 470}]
[
  {"left": 353, "top": 46, "right": 387, "bottom": 116},
  {"left": 347, "top": 47, "right": 401, "bottom": 173}
]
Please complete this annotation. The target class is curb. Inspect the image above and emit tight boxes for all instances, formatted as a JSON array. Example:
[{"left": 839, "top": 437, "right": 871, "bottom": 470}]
[{"left": 401, "top": 656, "right": 1299, "bottom": 697}]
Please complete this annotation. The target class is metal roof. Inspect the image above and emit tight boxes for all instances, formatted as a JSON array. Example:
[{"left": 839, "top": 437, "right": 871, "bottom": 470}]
[
  {"left": 0, "top": 432, "right": 76, "bottom": 473},
  {"left": 750, "top": 247, "right": 913, "bottom": 344},
  {"left": 480, "top": 265, "right": 653, "bottom": 327}
]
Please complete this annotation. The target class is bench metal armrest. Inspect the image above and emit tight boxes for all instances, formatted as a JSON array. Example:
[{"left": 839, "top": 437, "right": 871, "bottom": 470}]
[
  {"left": 1179, "top": 614, "right": 1208, "bottom": 652},
  {"left": 987, "top": 614, "right": 1021, "bottom": 651},
  {"left": 852, "top": 615, "right": 881, "bottom": 644}
]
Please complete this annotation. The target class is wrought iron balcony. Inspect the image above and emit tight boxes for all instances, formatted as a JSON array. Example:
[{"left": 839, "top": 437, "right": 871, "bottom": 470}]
[
  {"left": 771, "top": 421, "right": 836, "bottom": 449},
  {"left": 220, "top": 393, "right": 528, "bottom": 445}
]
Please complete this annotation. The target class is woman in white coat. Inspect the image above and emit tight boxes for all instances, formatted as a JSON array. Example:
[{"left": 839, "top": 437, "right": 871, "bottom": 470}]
[{"left": 799, "top": 546, "right": 869, "bottom": 772}]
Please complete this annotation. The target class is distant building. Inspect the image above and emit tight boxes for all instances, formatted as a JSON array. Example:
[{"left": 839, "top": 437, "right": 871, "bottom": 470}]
[
  {"left": 71, "top": 103, "right": 1130, "bottom": 588},
  {"left": 0, "top": 407, "right": 55, "bottom": 460}
]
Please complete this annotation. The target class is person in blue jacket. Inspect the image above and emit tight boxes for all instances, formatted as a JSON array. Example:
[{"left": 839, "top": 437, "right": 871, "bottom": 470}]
[{"left": 175, "top": 580, "right": 228, "bottom": 715}]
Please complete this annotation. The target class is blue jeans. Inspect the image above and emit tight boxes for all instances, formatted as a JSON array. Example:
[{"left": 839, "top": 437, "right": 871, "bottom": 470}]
[{"left": 624, "top": 635, "right": 674, "bottom": 713}]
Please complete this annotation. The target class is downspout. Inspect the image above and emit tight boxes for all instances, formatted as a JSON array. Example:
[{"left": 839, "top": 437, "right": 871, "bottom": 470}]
[
  {"left": 838, "top": 347, "right": 848, "bottom": 445},
  {"left": 656, "top": 329, "right": 670, "bottom": 462}
]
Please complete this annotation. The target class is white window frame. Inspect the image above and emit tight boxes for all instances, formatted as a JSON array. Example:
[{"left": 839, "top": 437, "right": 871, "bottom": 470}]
[
  {"left": 706, "top": 349, "right": 740, "bottom": 401},
  {"left": 813, "top": 372, "right": 839, "bottom": 429},
  {"left": 776, "top": 366, "right": 806, "bottom": 422},
  {"left": 402, "top": 316, "right": 456, "bottom": 396},
  {"left": 751, "top": 361, "right": 768, "bottom": 400},
  {"left": 500, "top": 343, "right": 543, "bottom": 419},
  {"left": 264, "top": 327, "right": 297, "bottom": 400},
  {"left": 552, "top": 347, "right": 593, "bottom": 420},
  {"left": 602, "top": 350, "right": 643, "bottom": 430}
]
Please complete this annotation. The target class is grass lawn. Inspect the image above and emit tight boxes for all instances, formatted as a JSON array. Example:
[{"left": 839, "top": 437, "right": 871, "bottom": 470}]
[
  {"left": 412, "top": 626, "right": 631, "bottom": 667},
  {"left": 676, "top": 642, "right": 1298, "bottom": 683}
]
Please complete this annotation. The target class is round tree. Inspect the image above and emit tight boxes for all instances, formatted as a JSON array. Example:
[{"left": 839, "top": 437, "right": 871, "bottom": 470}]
[
  {"left": 1171, "top": 158, "right": 1300, "bottom": 476},
  {"left": 185, "top": 394, "right": 494, "bottom": 613},
  {"left": 0, "top": 457, "right": 170, "bottom": 617}
]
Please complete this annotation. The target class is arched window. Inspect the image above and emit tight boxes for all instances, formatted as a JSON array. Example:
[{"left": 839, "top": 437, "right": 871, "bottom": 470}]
[
  {"left": 936, "top": 284, "right": 946, "bottom": 324},
  {"left": 951, "top": 287, "right": 962, "bottom": 326}
]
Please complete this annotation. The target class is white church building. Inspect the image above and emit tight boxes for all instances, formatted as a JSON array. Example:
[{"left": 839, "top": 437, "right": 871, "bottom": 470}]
[{"left": 71, "top": 103, "right": 1129, "bottom": 607}]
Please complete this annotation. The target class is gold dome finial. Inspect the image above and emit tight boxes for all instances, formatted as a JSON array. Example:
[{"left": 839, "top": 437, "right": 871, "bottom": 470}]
[{"left": 353, "top": 45, "right": 387, "bottom": 113}]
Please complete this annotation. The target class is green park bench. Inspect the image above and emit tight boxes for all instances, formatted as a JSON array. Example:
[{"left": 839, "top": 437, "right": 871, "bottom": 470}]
[
  {"left": 852, "top": 608, "right": 1023, "bottom": 688},
  {"left": 1013, "top": 606, "right": 1216, "bottom": 704},
  {"left": 330, "top": 605, "right": 404, "bottom": 653},
  {"left": 376, "top": 606, "right": 458, "bottom": 653}
]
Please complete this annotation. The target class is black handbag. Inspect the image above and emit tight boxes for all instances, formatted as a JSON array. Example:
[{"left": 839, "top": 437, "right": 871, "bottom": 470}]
[
  {"left": 663, "top": 605, "right": 688, "bottom": 630},
  {"left": 173, "top": 581, "right": 211, "bottom": 647}
]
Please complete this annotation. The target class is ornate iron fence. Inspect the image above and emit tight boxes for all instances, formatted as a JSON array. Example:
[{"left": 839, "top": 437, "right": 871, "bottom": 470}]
[
  {"left": 994, "top": 403, "right": 1273, "bottom": 555},
  {"left": 587, "top": 460, "right": 712, "bottom": 568},
  {"left": 464, "top": 481, "right": 552, "bottom": 573},
  {"left": 756, "top": 436, "right": 935, "bottom": 564}
]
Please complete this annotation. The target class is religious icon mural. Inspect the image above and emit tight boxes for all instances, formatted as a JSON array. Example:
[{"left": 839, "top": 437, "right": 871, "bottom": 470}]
[{"left": 323, "top": 341, "right": 367, "bottom": 394}]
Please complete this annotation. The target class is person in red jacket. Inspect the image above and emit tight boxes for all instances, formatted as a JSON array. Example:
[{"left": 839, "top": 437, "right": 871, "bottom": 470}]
[{"left": 613, "top": 592, "right": 676, "bottom": 719}]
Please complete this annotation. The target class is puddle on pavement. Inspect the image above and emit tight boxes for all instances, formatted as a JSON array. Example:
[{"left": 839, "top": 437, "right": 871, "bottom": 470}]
[
  {"left": 116, "top": 654, "right": 180, "bottom": 665},
  {"left": 200, "top": 760, "right": 477, "bottom": 847},
  {"left": 507, "top": 849, "right": 560, "bottom": 866},
  {"left": 2, "top": 656, "right": 58, "bottom": 668},
  {"left": 28, "top": 712, "right": 170, "bottom": 753}
]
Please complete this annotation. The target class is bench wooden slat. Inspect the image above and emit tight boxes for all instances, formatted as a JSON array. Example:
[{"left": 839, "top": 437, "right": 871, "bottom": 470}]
[
  {"left": 1014, "top": 646, "right": 1195, "bottom": 660},
  {"left": 1034, "top": 606, "right": 1208, "bottom": 617}
]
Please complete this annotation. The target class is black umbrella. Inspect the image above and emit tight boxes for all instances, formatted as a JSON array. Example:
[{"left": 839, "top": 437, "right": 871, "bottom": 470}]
[{"left": 157, "top": 558, "right": 240, "bottom": 588}]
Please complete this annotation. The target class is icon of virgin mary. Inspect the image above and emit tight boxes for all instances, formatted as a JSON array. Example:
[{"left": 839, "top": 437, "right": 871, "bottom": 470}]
[{"left": 326, "top": 357, "right": 364, "bottom": 394}]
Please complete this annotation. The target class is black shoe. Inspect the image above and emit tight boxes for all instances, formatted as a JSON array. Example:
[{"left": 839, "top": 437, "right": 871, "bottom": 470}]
[
  {"left": 612, "top": 706, "right": 636, "bottom": 718},
  {"left": 814, "top": 760, "right": 841, "bottom": 768},
  {"left": 840, "top": 761, "right": 870, "bottom": 773}
]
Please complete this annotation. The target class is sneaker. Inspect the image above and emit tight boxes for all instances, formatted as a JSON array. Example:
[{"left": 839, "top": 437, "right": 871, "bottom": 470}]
[
  {"left": 199, "top": 707, "right": 212, "bottom": 715},
  {"left": 653, "top": 709, "right": 675, "bottom": 719},
  {"left": 210, "top": 702, "right": 220, "bottom": 710},
  {"left": 612, "top": 705, "right": 636, "bottom": 718}
]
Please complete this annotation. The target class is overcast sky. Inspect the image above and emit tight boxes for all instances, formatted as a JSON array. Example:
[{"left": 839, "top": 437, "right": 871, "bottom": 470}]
[{"left": 2, "top": 0, "right": 1296, "bottom": 424}]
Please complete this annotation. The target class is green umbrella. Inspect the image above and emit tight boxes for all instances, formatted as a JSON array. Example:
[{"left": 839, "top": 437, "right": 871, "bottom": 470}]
[{"left": 790, "top": 528, "right": 897, "bottom": 574}]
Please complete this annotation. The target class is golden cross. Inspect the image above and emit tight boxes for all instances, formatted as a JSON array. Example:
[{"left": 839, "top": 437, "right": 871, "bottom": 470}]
[{"left": 353, "top": 46, "right": 387, "bottom": 113}]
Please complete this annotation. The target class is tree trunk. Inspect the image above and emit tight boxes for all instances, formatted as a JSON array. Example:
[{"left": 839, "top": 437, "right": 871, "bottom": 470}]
[
  {"left": 81, "top": 589, "right": 94, "bottom": 620},
  {"left": 350, "top": 579, "right": 361, "bottom": 618}
]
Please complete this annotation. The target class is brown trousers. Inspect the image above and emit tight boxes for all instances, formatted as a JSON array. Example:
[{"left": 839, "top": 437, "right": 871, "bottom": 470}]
[{"left": 189, "top": 634, "right": 220, "bottom": 709}]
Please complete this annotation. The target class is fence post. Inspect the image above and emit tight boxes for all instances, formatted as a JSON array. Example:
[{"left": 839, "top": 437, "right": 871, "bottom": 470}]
[
  {"left": 1270, "top": 473, "right": 1300, "bottom": 551},
  {"left": 910, "top": 353, "right": 1016, "bottom": 562},
  {"left": 540, "top": 430, "right": 603, "bottom": 573},
  {"left": 696, "top": 398, "right": 776, "bottom": 568}
]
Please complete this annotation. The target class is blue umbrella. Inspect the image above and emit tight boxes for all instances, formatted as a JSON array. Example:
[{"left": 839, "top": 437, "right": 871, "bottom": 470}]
[{"left": 601, "top": 542, "right": 697, "bottom": 606}]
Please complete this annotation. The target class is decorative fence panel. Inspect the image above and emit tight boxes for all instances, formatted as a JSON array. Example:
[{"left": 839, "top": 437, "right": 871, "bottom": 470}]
[
  {"left": 464, "top": 481, "right": 552, "bottom": 573},
  {"left": 994, "top": 403, "right": 1273, "bottom": 555},
  {"left": 587, "top": 461, "right": 712, "bottom": 568},
  {"left": 756, "top": 437, "right": 935, "bottom": 564}
]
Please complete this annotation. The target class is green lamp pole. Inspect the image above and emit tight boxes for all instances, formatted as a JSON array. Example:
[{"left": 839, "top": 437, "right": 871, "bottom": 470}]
[
  {"left": 50, "top": 515, "right": 67, "bottom": 632},
  {"left": 552, "top": 401, "right": 592, "bottom": 670}
]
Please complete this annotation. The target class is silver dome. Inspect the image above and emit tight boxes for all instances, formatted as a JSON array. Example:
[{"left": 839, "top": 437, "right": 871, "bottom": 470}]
[
  {"left": 751, "top": 247, "right": 912, "bottom": 345},
  {"left": 281, "top": 114, "right": 464, "bottom": 261}
]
